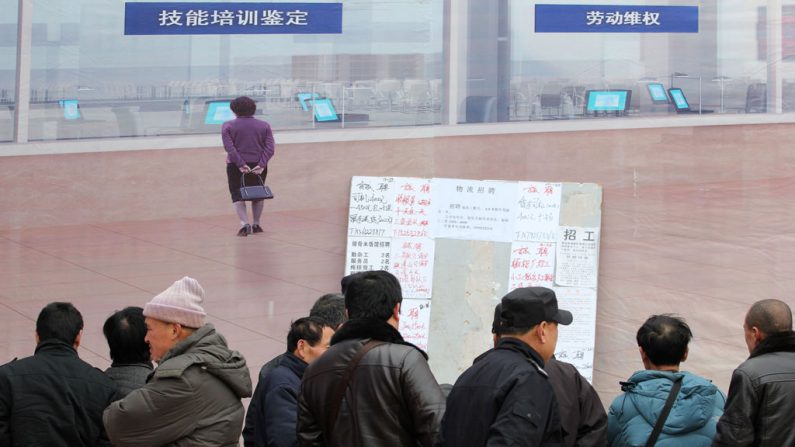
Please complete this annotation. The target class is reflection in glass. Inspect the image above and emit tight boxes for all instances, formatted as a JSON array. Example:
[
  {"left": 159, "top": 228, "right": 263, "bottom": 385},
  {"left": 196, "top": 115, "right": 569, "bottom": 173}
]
[
  {"left": 24, "top": 0, "right": 442, "bottom": 140},
  {"left": 0, "top": 0, "right": 17, "bottom": 142}
]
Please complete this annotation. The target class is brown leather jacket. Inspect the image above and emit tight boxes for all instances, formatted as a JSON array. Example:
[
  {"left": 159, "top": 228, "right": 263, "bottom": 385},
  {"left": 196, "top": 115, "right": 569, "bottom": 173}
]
[{"left": 297, "top": 318, "right": 446, "bottom": 447}]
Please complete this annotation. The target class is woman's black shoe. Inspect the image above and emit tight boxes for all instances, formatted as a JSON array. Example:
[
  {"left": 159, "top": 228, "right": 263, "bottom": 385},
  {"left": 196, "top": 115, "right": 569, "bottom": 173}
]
[
  {"left": 252, "top": 224, "right": 263, "bottom": 234},
  {"left": 237, "top": 224, "right": 252, "bottom": 237}
]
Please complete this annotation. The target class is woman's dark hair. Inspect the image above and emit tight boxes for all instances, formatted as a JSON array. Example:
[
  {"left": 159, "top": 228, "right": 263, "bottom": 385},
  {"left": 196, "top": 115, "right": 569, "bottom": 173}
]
[
  {"left": 36, "top": 302, "right": 84, "bottom": 345},
  {"left": 344, "top": 270, "right": 402, "bottom": 320},
  {"left": 287, "top": 316, "right": 329, "bottom": 353},
  {"left": 103, "top": 307, "right": 150, "bottom": 364},
  {"left": 230, "top": 96, "right": 256, "bottom": 117},
  {"left": 636, "top": 314, "right": 692, "bottom": 366}
]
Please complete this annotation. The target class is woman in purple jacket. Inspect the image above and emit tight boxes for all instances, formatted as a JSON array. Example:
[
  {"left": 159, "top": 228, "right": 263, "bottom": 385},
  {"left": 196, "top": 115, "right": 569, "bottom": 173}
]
[{"left": 222, "top": 96, "right": 275, "bottom": 236}]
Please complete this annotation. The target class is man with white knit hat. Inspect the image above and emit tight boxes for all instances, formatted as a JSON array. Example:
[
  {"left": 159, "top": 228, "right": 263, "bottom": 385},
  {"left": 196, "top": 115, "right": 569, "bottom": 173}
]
[{"left": 104, "top": 276, "right": 253, "bottom": 446}]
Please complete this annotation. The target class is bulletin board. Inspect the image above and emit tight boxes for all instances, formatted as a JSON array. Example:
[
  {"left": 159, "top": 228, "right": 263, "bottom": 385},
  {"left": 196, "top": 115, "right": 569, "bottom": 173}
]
[{"left": 344, "top": 176, "right": 602, "bottom": 384}]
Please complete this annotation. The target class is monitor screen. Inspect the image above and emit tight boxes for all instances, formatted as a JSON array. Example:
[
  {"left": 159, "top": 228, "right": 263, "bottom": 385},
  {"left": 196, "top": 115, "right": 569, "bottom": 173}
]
[
  {"left": 668, "top": 88, "right": 690, "bottom": 110},
  {"left": 204, "top": 101, "right": 234, "bottom": 124},
  {"left": 296, "top": 92, "right": 320, "bottom": 111},
  {"left": 311, "top": 98, "right": 338, "bottom": 122},
  {"left": 585, "top": 90, "right": 631, "bottom": 112},
  {"left": 59, "top": 99, "right": 81, "bottom": 120},
  {"left": 646, "top": 83, "right": 669, "bottom": 104}
]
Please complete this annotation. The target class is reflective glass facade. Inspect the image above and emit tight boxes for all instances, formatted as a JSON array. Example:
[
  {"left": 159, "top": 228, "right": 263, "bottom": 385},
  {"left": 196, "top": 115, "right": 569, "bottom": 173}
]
[
  {"left": 0, "top": 0, "right": 17, "bottom": 142},
  {"left": 2, "top": 0, "right": 795, "bottom": 142}
]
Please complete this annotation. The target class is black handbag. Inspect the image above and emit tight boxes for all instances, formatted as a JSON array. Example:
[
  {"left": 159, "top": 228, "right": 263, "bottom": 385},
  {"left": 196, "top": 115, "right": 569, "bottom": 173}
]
[{"left": 240, "top": 174, "right": 274, "bottom": 201}]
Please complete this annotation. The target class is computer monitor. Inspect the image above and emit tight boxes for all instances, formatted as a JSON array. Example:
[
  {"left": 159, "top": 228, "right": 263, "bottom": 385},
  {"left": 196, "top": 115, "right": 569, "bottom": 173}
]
[
  {"left": 204, "top": 100, "right": 234, "bottom": 124},
  {"left": 667, "top": 88, "right": 690, "bottom": 111},
  {"left": 58, "top": 99, "right": 81, "bottom": 120},
  {"left": 584, "top": 90, "right": 631, "bottom": 113},
  {"left": 646, "top": 83, "right": 669, "bottom": 104},
  {"left": 296, "top": 92, "right": 320, "bottom": 112},
  {"left": 311, "top": 98, "right": 338, "bottom": 122}
]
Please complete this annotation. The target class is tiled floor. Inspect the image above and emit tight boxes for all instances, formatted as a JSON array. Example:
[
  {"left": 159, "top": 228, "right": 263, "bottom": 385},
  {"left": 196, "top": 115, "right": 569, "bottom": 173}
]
[{"left": 2, "top": 174, "right": 795, "bottom": 409}]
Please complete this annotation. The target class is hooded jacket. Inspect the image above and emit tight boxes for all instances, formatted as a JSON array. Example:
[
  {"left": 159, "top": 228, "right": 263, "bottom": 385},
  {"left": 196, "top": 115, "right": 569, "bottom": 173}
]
[
  {"left": 713, "top": 331, "right": 795, "bottom": 447},
  {"left": 608, "top": 370, "right": 725, "bottom": 447},
  {"left": 297, "top": 318, "right": 446, "bottom": 447},
  {"left": 103, "top": 324, "right": 253, "bottom": 446}
]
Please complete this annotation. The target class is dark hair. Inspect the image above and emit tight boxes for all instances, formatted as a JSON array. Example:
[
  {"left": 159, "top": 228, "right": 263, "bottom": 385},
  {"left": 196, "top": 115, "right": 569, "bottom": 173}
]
[
  {"left": 287, "top": 316, "right": 329, "bottom": 353},
  {"left": 310, "top": 294, "right": 347, "bottom": 329},
  {"left": 492, "top": 303, "right": 503, "bottom": 336},
  {"left": 103, "top": 307, "right": 150, "bottom": 364},
  {"left": 344, "top": 270, "right": 403, "bottom": 320},
  {"left": 746, "top": 299, "right": 793, "bottom": 335},
  {"left": 36, "top": 302, "right": 84, "bottom": 345},
  {"left": 230, "top": 96, "right": 256, "bottom": 117},
  {"left": 636, "top": 314, "right": 692, "bottom": 366}
]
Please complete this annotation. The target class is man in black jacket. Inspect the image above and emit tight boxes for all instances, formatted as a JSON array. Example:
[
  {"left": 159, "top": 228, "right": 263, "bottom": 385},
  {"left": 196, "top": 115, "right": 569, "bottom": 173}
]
[
  {"left": 0, "top": 302, "right": 121, "bottom": 447},
  {"left": 490, "top": 303, "right": 607, "bottom": 447},
  {"left": 713, "top": 299, "right": 795, "bottom": 447},
  {"left": 297, "top": 270, "right": 446, "bottom": 447},
  {"left": 440, "top": 287, "right": 570, "bottom": 446}
]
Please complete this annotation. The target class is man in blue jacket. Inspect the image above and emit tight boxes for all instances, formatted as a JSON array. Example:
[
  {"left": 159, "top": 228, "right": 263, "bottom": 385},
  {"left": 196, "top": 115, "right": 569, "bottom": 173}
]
[
  {"left": 248, "top": 316, "right": 333, "bottom": 447},
  {"left": 608, "top": 315, "right": 725, "bottom": 446}
]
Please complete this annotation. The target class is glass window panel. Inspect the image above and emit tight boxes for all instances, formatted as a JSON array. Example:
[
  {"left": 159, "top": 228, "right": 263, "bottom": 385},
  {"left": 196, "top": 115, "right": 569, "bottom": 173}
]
[
  {"left": 28, "top": 0, "right": 442, "bottom": 141},
  {"left": 462, "top": 0, "right": 784, "bottom": 123},
  {"left": 0, "top": 0, "right": 16, "bottom": 142}
]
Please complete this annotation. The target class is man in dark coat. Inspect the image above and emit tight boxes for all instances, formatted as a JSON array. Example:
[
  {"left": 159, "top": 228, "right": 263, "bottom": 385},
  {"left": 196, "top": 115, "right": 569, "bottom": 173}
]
[
  {"left": 490, "top": 303, "right": 607, "bottom": 447},
  {"left": 440, "top": 287, "right": 570, "bottom": 446},
  {"left": 713, "top": 299, "right": 795, "bottom": 447},
  {"left": 297, "top": 270, "right": 446, "bottom": 447},
  {"left": 102, "top": 306, "right": 153, "bottom": 396},
  {"left": 0, "top": 302, "right": 121, "bottom": 447},
  {"left": 243, "top": 293, "right": 346, "bottom": 446},
  {"left": 246, "top": 316, "right": 333, "bottom": 447}
]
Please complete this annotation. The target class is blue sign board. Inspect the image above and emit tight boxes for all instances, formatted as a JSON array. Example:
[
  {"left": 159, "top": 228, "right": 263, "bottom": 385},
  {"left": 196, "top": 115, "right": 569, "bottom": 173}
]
[
  {"left": 535, "top": 4, "right": 698, "bottom": 33},
  {"left": 125, "top": 2, "right": 342, "bottom": 35}
]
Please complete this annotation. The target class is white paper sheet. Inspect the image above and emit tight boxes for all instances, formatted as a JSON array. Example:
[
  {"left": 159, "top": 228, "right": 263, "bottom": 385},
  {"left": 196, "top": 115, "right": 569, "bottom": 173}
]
[
  {"left": 513, "top": 181, "right": 562, "bottom": 241},
  {"left": 348, "top": 176, "right": 396, "bottom": 238},
  {"left": 553, "top": 287, "right": 597, "bottom": 382},
  {"left": 399, "top": 298, "right": 432, "bottom": 352},
  {"left": 392, "top": 177, "right": 434, "bottom": 238},
  {"left": 344, "top": 237, "right": 393, "bottom": 275},
  {"left": 390, "top": 237, "right": 435, "bottom": 298},
  {"left": 508, "top": 242, "right": 556, "bottom": 289},
  {"left": 555, "top": 226, "right": 600, "bottom": 288},
  {"left": 433, "top": 178, "right": 517, "bottom": 242}
]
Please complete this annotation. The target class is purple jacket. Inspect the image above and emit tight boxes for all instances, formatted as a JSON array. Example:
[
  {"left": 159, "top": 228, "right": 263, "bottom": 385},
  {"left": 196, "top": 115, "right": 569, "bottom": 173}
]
[{"left": 221, "top": 116, "right": 275, "bottom": 168}]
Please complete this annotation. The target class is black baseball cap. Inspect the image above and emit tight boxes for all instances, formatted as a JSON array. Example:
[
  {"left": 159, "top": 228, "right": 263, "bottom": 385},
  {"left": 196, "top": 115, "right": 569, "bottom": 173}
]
[{"left": 500, "top": 287, "right": 573, "bottom": 329}]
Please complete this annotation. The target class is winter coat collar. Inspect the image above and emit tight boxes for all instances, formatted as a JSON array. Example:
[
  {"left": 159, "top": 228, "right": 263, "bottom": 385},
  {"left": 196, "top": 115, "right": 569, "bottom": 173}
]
[
  {"left": 34, "top": 339, "right": 77, "bottom": 356},
  {"left": 331, "top": 317, "right": 428, "bottom": 360},
  {"left": 490, "top": 337, "right": 546, "bottom": 367},
  {"left": 750, "top": 330, "right": 795, "bottom": 359},
  {"left": 279, "top": 351, "right": 308, "bottom": 378}
]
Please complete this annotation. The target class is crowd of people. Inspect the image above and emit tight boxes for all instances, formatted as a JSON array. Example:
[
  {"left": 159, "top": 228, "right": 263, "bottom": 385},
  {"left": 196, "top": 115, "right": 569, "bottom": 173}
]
[{"left": 0, "top": 270, "right": 793, "bottom": 447}]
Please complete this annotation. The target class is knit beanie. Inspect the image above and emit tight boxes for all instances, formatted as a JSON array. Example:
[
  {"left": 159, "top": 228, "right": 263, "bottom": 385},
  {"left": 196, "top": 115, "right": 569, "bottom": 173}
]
[{"left": 143, "top": 276, "right": 207, "bottom": 328}]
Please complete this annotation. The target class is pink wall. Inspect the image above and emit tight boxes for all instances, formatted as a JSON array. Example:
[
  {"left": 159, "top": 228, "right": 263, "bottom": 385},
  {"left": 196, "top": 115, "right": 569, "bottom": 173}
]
[{"left": 1, "top": 123, "right": 790, "bottom": 231}]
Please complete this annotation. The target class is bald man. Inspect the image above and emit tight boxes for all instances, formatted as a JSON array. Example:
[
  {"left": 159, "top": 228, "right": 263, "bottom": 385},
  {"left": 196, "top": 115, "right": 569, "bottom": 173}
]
[{"left": 713, "top": 299, "right": 795, "bottom": 447}]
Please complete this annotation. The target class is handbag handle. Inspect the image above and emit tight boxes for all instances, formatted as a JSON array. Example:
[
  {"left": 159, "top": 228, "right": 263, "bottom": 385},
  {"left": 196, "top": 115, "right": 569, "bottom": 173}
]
[
  {"left": 324, "top": 340, "right": 385, "bottom": 441},
  {"left": 240, "top": 173, "right": 264, "bottom": 188},
  {"left": 645, "top": 376, "right": 683, "bottom": 447}
]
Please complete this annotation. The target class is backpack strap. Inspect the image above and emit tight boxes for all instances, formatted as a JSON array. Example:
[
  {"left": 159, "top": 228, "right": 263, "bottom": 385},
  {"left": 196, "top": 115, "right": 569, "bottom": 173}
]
[
  {"left": 324, "top": 340, "right": 386, "bottom": 441},
  {"left": 644, "top": 376, "right": 683, "bottom": 447}
]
